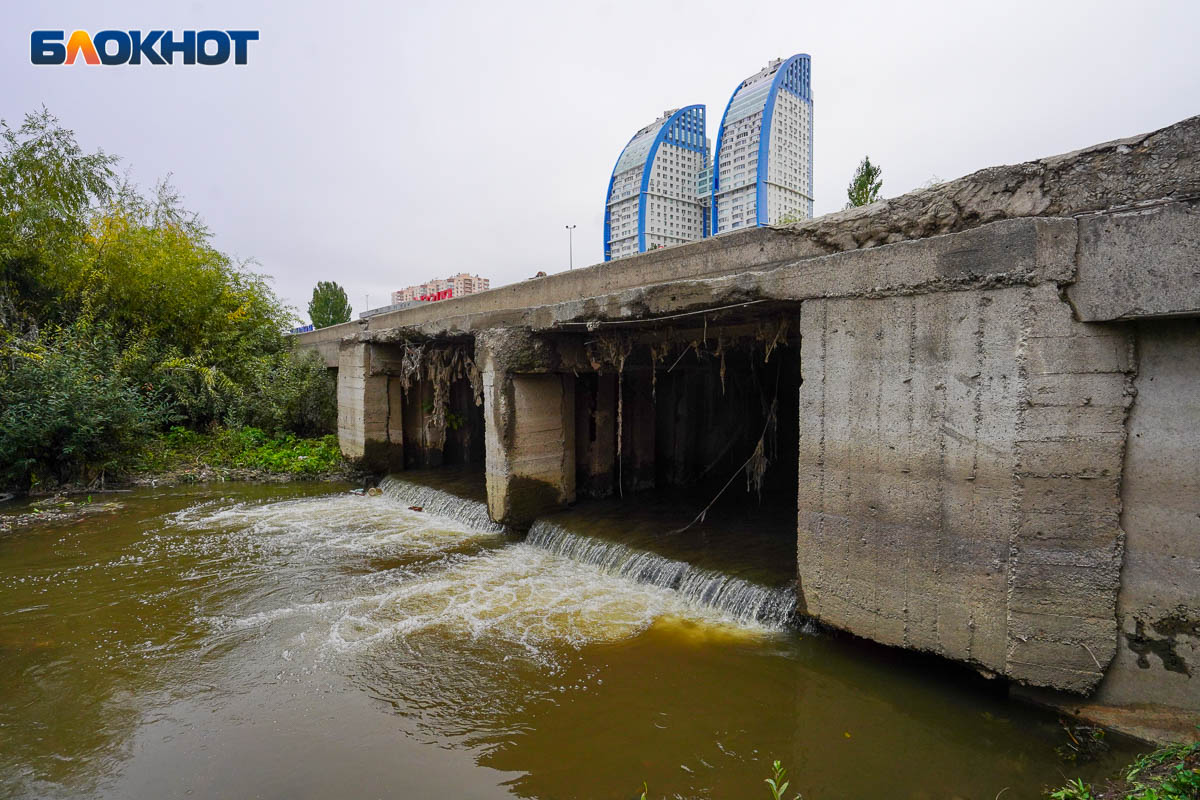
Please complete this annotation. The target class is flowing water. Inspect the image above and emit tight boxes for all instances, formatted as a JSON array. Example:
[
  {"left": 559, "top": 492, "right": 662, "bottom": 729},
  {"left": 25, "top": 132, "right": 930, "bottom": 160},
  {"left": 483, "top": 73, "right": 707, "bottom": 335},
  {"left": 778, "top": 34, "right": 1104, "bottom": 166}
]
[{"left": 0, "top": 473, "right": 1144, "bottom": 799}]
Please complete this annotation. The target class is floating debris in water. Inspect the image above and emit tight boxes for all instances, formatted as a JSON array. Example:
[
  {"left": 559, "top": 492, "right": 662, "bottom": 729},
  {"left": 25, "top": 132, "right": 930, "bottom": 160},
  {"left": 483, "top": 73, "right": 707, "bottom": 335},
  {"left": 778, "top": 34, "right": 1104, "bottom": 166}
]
[{"left": 379, "top": 476, "right": 505, "bottom": 533}]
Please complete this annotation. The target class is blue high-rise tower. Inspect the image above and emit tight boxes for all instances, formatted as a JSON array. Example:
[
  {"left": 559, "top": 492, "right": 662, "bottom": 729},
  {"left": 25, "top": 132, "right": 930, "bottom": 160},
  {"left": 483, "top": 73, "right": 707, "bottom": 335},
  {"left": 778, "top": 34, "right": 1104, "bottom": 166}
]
[
  {"left": 711, "top": 54, "right": 812, "bottom": 233},
  {"left": 603, "top": 105, "right": 709, "bottom": 261}
]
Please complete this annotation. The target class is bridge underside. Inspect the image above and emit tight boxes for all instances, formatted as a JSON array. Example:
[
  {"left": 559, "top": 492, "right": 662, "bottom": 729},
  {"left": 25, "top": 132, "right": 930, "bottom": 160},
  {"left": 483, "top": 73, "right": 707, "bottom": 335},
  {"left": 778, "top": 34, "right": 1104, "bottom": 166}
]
[{"left": 304, "top": 116, "right": 1200, "bottom": 742}]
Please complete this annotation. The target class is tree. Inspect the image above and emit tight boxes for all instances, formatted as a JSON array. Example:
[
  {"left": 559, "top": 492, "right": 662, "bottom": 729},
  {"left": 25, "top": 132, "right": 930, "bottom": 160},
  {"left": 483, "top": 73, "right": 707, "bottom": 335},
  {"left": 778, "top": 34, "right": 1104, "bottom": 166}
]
[
  {"left": 846, "top": 156, "right": 883, "bottom": 208},
  {"left": 308, "top": 281, "right": 352, "bottom": 328},
  {"left": 0, "top": 108, "right": 116, "bottom": 330},
  {"left": 0, "top": 108, "right": 336, "bottom": 489}
]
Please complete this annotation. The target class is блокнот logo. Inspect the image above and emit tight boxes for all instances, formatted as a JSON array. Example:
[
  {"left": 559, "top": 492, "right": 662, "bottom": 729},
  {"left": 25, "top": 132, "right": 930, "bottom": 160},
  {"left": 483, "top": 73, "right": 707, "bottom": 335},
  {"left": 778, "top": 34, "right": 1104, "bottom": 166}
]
[{"left": 30, "top": 30, "right": 259, "bottom": 65}]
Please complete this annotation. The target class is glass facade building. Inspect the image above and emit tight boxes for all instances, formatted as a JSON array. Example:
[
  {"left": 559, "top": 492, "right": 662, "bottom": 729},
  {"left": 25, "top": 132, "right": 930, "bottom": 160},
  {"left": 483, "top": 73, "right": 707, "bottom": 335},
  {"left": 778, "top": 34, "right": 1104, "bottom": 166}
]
[
  {"left": 602, "top": 55, "right": 812, "bottom": 259},
  {"left": 712, "top": 54, "right": 813, "bottom": 233},
  {"left": 604, "top": 106, "right": 709, "bottom": 261}
]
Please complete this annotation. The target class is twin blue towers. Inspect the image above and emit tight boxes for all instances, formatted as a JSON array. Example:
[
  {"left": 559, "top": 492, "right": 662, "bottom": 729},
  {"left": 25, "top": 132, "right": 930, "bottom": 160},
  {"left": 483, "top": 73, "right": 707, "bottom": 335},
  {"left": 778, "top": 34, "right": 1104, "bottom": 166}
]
[{"left": 603, "top": 54, "right": 813, "bottom": 261}]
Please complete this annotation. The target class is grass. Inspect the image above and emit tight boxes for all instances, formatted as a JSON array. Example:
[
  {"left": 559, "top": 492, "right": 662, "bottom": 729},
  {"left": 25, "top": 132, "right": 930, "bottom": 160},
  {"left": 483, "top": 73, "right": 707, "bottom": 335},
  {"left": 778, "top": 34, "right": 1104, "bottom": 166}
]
[
  {"left": 633, "top": 741, "right": 1200, "bottom": 800},
  {"left": 1050, "top": 738, "right": 1200, "bottom": 800},
  {"left": 138, "top": 426, "right": 345, "bottom": 478},
  {"left": 640, "top": 760, "right": 802, "bottom": 800}
]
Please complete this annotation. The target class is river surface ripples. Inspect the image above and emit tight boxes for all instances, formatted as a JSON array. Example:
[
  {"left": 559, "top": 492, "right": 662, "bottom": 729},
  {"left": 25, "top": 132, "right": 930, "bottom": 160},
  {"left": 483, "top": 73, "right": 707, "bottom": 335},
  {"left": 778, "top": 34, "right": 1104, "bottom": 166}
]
[{"left": 0, "top": 473, "right": 1144, "bottom": 799}]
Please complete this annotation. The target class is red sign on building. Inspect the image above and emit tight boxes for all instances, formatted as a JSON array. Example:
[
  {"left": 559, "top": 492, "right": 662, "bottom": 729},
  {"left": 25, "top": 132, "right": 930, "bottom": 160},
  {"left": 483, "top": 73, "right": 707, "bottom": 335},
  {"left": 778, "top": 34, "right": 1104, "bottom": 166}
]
[{"left": 419, "top": 289, "right": 454, "bottom": 302}]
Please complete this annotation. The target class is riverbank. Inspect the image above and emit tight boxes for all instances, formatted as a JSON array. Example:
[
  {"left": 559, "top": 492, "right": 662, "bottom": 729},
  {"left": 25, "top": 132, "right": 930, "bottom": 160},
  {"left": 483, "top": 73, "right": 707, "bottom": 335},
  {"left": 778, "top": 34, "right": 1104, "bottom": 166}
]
[
  {"left": 1050, "top": 738, "right": 1199, "bottom": 799},
  {"left": 135, "top": 426, "right": 360, "bottom": 485},
  {"left": 0, "top": 426, "right": 362, "bottom": 533}
]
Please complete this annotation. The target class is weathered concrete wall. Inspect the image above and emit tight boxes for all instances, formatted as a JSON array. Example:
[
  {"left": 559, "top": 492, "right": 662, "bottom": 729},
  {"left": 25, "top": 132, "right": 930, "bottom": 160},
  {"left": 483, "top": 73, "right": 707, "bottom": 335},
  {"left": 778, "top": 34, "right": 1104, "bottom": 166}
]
[
  {"left": 1069, "top": 200, "right": 1200, "bottom": 321},
  {"left": 797, "top": 283, "right": 1134, "bottom": 693},
  {"left": 478, "top": 329, "right": 576, "bottom": 527},
  {"left": 1095, "top": 320, "right": 1200, "bottom": 711},
  {"left": 336, "top": 342, "right": 402, "bottom": 470},
  {"left": 297, "top": 324, "right": 349, "bottom": 368}
]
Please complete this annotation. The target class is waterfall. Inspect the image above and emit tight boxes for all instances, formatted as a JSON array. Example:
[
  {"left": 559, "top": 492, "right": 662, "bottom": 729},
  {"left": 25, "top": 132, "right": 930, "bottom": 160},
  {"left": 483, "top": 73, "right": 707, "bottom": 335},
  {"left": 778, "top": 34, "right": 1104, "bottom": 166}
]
[
  {"left": 526, "top": 520, "right": 797, "bottom": 627},
  {"left": 378, "top": 475, "right": 506, "bottom": 533},
  {"left": 376, "top": 474, "right": 798, "bottom": 629}
]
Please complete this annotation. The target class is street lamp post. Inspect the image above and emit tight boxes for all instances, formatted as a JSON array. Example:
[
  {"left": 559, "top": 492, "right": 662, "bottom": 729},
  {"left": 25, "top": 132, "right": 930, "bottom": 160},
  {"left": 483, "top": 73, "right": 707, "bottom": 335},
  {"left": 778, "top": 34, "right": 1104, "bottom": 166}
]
[{"left": 565, "top": 224, "right": 576, "bottom": 270}]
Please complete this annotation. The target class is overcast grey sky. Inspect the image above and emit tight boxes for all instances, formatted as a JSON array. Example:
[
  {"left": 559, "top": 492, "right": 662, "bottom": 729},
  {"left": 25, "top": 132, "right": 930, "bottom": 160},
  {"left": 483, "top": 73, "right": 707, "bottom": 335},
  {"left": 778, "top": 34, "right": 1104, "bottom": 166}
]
[{"left": 3, "top": 0, "right": 1198, "bottom": 321}]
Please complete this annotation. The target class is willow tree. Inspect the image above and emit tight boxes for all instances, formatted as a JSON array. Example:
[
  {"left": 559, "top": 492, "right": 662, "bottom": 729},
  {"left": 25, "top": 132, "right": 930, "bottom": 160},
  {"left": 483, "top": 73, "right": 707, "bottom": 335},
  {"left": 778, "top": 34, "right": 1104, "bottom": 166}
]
[
  {"left": 846, "top": 156, "right": 883, "bottom": 208},
  {"left": 0, "top": 108, "right": 116, "bottom": 330},
  {"left": 308, "top": 281, "right": 352, "bottom": 328}
]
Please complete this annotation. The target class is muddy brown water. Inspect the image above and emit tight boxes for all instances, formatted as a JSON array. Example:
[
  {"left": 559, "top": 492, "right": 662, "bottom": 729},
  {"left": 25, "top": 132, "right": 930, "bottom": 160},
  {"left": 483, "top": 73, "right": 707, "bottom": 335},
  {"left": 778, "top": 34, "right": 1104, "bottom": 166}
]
[{"left": 0, "top": 474, "right": 1144, "bottom": 799}]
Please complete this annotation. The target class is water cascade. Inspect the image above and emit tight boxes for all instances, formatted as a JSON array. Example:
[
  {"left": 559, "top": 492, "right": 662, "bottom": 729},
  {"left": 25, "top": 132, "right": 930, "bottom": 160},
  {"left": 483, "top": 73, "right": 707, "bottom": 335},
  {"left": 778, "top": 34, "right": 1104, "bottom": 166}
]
[
  {"left": 526, "top": 520, "right": 797, "bottom": 626},
  {"left": 378, "top": 475, "right": 506, "bottom": 533}
]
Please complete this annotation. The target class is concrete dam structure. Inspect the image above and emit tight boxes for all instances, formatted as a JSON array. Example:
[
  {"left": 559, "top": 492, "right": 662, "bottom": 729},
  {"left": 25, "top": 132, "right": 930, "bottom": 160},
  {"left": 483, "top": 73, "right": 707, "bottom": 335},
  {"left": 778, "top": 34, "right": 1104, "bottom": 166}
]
[{"left": 295, "top": 115, "right": 1200, "bottom": 740}]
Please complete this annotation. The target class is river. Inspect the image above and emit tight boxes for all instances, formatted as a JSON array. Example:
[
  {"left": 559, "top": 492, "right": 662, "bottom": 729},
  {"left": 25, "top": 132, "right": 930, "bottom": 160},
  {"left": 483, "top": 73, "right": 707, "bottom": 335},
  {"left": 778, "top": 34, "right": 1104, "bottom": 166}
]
[{"left": 0, "top": 473, "right": 1144, "bottom": 798}]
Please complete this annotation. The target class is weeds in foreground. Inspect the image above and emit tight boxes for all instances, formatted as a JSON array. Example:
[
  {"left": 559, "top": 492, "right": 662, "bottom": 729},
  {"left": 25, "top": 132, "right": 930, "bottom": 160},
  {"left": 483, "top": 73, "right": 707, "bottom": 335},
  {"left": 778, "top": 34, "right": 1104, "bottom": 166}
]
[
  {"left": 635, "top": 740, "right": 1200, "bottom": 800},
  {"left": 1122, "top": 739, "right": 1200, "bottom": 799},
  {"left": 765, "top": 760, "right": 801, "bottom": 800},
  {"left": 1049, "top": 736, "right": 1200, "bottom": 800},
  {"left": 639, "top": 760, "right": 802, "bottom": 800},
  {"left": 1050, "top": 778, "right": 1095, "bottom": 800}
]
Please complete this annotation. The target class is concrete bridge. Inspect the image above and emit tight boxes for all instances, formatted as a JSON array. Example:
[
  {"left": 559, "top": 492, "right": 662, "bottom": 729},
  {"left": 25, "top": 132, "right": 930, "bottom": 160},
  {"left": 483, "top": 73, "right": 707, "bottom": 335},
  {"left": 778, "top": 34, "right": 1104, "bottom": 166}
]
[{"left": 295, "top": 115, "right": 1200, "bottom": 741}]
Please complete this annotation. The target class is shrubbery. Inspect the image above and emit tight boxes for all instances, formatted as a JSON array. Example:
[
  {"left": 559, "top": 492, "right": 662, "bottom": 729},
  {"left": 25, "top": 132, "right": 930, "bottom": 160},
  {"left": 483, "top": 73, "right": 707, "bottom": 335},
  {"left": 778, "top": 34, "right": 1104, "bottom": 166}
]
[
  {"left": 142, "top": 426, "right": 342, "bottom": 478},
  {"left": 0, "top": 109, "right": 337, "bottom": 491},
  {"left": 0, "top": 323, "right": 164, "bottom": 486}
]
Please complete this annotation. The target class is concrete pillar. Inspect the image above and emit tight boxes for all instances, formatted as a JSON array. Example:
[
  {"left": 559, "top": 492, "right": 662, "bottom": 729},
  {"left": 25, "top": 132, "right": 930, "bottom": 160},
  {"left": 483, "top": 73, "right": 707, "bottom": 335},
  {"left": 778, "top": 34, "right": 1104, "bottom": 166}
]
[
  {"left": 797, "top": 283, "right": 1133, "bottom": 694},
  {"left": 387, "top": 376, "right": 404, "bottom": 467},
  {"left": 337, "top": 341, "right": 403, "bottom": 471},
  {"left": 620, "top": 369, "right": 656, "bottom": 493},
  {"left": 401, "top": 377, "right": 447, "bottom": 468},
  {"left": 445, "top": 377, "right": 481, "bottom": 465},
  {"left": 479, "top": 329, "right": 576, "bottom": 527},
  {"left": 1093, "top": 320, "right": 1200, "bottom": 719},
  {"left": 657, "top": 369, "right": 701, "bottom": 487},
  {"left": 575, "top": 373, "right": 617, "bottom": 497}
]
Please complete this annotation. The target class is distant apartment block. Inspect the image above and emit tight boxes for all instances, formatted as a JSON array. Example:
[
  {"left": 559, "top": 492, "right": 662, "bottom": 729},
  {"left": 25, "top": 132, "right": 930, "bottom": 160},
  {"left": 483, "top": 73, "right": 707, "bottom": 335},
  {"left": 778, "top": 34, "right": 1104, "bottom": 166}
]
[
  {"left": 392, "top": 273, "right": 491, "bottom": 304},
  {"left": 603, "top": 54, "right": 812, "bottom": 258},
  {"left": 604, "top": 106, "right": 709, "bottom": 261},
  {"left": 713, "top": 54, "right": 813, "bottom": 232}
]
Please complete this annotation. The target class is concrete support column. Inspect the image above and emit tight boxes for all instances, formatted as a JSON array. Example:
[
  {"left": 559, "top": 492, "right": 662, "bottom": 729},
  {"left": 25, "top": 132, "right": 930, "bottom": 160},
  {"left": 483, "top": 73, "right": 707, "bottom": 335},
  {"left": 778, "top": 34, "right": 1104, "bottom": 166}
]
[
  {"left": 797, "top": 281, "right": 1133, "bottom": 694},
  {"left": 479, "top": 329, "right": 576, "bottom": 527},
  {"left": 1093, "top": 320, "right": 1200, "bottom": 721},
  {"left": 575, "top": 373, "right": 617, "bottom": 497},
  {"left": 401, "top": 377, "right": 447, "bottom": 468},
  {"left": 337, "top": 341, "right": 403, "bottom": 471},
  {"left": 620, "top": 370, "right": 656, "bottom": 493}
]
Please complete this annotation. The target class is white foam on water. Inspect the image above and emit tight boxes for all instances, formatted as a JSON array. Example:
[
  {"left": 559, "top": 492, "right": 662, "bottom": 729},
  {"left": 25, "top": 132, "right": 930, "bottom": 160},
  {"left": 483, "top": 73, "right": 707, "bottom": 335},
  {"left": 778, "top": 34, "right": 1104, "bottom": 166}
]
[
  {"left": 526, "top": 520, "right": 797, "bottom": 626},
  {"left": 214, "top": 543, "right": 772, "bottom": 662},
  {"left": 378, "top": 475, "right": 505, "bottom": 533},
  {"left": 170, "top": 491, "right": 503, "bottom": 560},
  {"left": 182, "top": 480, "right": 792, "bottom": 672}
]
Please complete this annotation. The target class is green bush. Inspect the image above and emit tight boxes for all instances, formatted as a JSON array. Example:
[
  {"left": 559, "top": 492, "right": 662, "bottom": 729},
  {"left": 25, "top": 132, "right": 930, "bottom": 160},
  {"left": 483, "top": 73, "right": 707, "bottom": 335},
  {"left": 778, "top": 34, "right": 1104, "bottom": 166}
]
[
  {"left": 0, "top": 109, "right": 339, "bottom": 490},
  {"left": 0, "top": 324, "right": 165, "bottom": 488},
  {"left": 229, "top": 348, "right": 336, "bottom": 437},
  {"left": 229, "top": 431, "right": 342, "bottom": 476},
  {"left": 143, "top": 426, "right": 343, "bottom": 478}
]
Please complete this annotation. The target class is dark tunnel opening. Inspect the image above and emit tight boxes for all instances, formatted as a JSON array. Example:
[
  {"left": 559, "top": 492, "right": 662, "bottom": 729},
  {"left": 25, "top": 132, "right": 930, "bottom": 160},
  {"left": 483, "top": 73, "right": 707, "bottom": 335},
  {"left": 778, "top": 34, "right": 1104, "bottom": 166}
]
[{"left": 572, "top": 322, "right": 802, "bottom": 514}]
